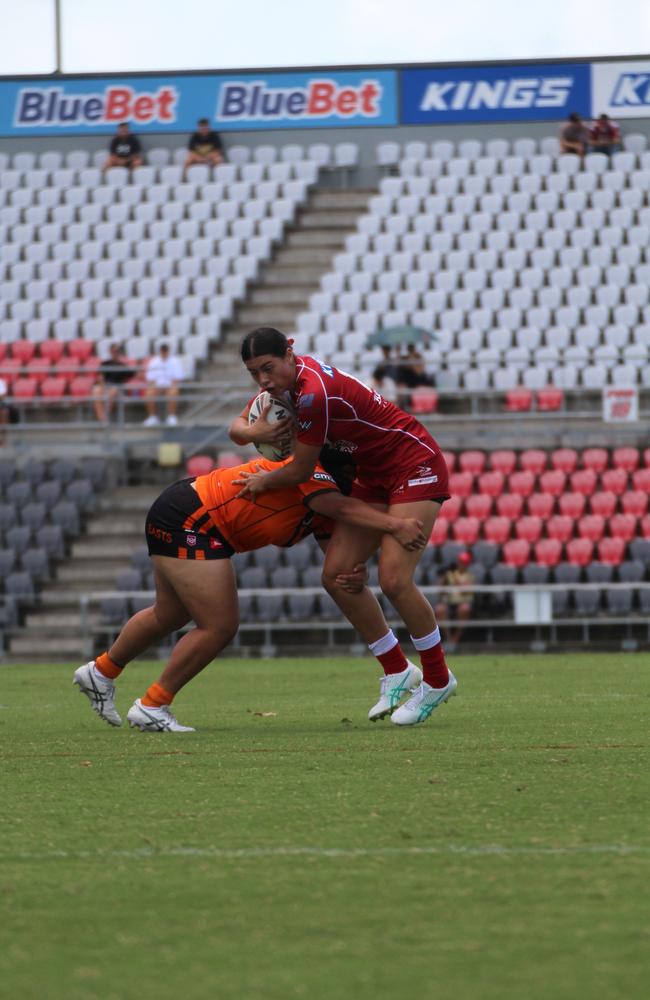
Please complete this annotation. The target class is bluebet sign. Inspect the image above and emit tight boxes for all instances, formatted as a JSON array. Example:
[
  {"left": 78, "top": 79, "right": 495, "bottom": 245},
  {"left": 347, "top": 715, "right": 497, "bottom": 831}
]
[
  {"left": 400, "top": 63, "right": 591, "bottom": 123},
  {"left": 0, "top": 70, "right": 397, "bottom": 136}
]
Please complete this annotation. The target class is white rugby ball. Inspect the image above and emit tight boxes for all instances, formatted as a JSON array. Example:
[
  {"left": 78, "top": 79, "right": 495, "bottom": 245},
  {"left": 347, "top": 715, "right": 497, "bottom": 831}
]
[{"left": 248, "top": 391, "right": 295, "bottom": 461}]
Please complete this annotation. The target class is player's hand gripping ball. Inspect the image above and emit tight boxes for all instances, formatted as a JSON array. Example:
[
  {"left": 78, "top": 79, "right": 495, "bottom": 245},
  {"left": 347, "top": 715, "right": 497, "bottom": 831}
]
[{"left": 247, "top": 391, "right": 296, "bottom": 461}]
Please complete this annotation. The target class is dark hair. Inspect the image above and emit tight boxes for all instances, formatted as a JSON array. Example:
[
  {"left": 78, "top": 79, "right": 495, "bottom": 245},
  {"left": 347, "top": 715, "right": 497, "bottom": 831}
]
[
  {"left": 569, "top": 112, "right": 581, "bottom": 123},
  {"left": 198, "top": 117, "right": 209, "bottom": 125},
  {"left": 241, "top": 327, "right": 289, "bottom": 361}
]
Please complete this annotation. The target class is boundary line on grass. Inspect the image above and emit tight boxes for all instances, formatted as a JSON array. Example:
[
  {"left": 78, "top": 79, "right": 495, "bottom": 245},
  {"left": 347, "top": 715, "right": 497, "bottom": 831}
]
[{"left": 1, "top": 844, "right": 649, "bottom": 863}]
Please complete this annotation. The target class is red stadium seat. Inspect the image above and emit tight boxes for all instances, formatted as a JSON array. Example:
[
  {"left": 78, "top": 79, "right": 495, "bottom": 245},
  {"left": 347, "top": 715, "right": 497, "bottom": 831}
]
[
  {"left": 538, "top": 470, "right": 566, "bottom": 496},
  {"left": 449, "top": 472, "right": 474, "bottom": 498},
  {"left": 515, "top": 516, "right": 543, "bottom": 543},
  {"left": 484, "top": 516, "right": 511, "bottom": 544},
  {"left": 67, "top": 338, "right": 95, "bottom": 363},
  {"left": 582, "top": 448, "right": 608, "bottom": 473},
  {"left": 430, "top": 519, "right": 449, "bottom": 545},
  {"left": 464, "top": 494, "right": 493, "bottom": 519},
  {"left": 39, "top": 339, "right": 66, "bottom": 364},
  {"left": 410, "top": 387, "right": 438, "bottom": 413},
  {"left": 490, "top": 450, "right": 517, "bottom": 475},
  {"left": 609, "top": 513, "right": 637, "bottom": 542},
  {"left": 26, "top": 358, "right": 52, "bottom": 383},
  {"left": 589, "top": 491, "right": 617, "bottom": 518},
  {"left": 186, "top": 455, "right": 215, "bottom": 477},
  {"left": 566, "top": 538, "right": 594, "bottom": 566},
  {"left": 9, "top": 340, "right": 36, "bottom": 363},
  {"left": 612, "top": 447, "right": 640, "bottom": 472},
  {"left": 508, "top": 470, "right": 535, "bottom": 497},
  {"left": 600, "top": 468, "right": 628, "bottom": 495},
  {"left": 526, "top": 493, "right": 555, "bottom": 518},
  {"left": 452, "top": 517, "right": 481, "bottom": 545},
  {"left": 570, "top": 469, "right": 597, "bottom": 496},
  {"left": 0, "top": 344, "right": 7, "bottom": 363},
  {"left": 442, "top": 451, "right": 456, "bottom": 473},
  {"left": 551, "top": 448, "right": 578, "bottom": 473},
  {"left": 558, "top": 493, "right": 586, "bottom": 518},
  {"left": 458, "top": 450, "right": 486, "bottom": 475},
  {"left": 547, "top": 515, "right": 575, "bottom": 542},
  {"left": 644, "top": 449, "right": 650, "bottom": 468},
  {"left": 503, "top": 539, "right": 531, "bottom": 566},
  {"left": 621, "top": 490, "right": 649, "bottom": 517},
  {"left": 632, "top": 468, "right": 650, "bottom": 492},
  {"left": 81, "top": 356, "right": 101, "bottom": 376},
  {"left": 12, "top": 376, "right": 38, "bottom": 399},
  {"left": 640, "top": 515, "right": 650, "bottom": 539},
  {"left": 496, "top": 493, "right": 524, "bottom": 519},
  {"left": 68, "top": 375, "right": 95, "bottom": 398},
  {"left": 505, "top": 388, "right": 533, "bottom": 412},
  {"left": 441, "top": 495, "right": 462, "bottom": 520},
  {"left": 40, "top": 376, "right": 67, "bottom": 400},
  {"left": 519, "top": 449, "right": 547, "bottom": 474},
  {"left": 577, "top": 515, "right": 605, "bottom": 541},
  {"left": 597, "top": 537, "right": 626, "bottom": 565},
  {"left": 216, "top": 451, "right": 242, "bottom": 469},
  {"left": 54, "top": 356, "right": 81, "bottom": 377},
  {"left": 534, "top": 538, "right": 563, "bottom": 567},
  {"left": 536, "top": 387, "right": 563, "bottom": 411},
  {"left": 0, "top": 357, "right": 23, "bottom": 384},
  {"left": 477, "top": 470, "right": 505, "bottom": 496}
]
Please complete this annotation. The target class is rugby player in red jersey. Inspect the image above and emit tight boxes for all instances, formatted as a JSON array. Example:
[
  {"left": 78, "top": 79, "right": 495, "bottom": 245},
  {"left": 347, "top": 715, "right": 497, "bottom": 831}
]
[{"left": 231, "top": 327, "right": 457, "bottom": 726}]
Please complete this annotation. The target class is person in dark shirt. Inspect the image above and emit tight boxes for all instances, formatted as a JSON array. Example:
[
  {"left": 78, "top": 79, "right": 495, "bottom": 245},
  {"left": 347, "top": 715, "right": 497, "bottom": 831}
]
[
  {"left": 92, "top": 343, "right": 134, "bottom": 422},
  {"left": 559, "top": 112, "right": 590, "bottom": 158},
  {"left": 184, "top": 117, "right": 224, "bottom": 176},
  {"left": 103, "top": 123, "right": 143, "bottom": 172},
  {"left": 589, "top": 113, "right": 621, "bottom": 156}
]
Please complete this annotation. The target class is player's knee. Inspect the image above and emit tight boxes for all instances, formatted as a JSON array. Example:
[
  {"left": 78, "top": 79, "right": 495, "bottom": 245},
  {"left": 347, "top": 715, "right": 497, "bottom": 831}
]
[{"left": 378, "top": 564, "right": 410, "bottom": 602}]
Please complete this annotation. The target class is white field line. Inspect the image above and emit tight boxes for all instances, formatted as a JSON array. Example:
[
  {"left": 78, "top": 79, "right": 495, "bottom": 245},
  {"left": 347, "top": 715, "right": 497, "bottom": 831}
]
[{"left": 1, "top": 844, "right": 649, "bottom": 863}]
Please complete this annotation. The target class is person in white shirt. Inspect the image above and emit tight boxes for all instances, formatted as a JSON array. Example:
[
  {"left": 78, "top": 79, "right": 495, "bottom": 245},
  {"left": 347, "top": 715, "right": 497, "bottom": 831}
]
[{"left": 143, "top": 343, "right": 184, "bottom": 427}]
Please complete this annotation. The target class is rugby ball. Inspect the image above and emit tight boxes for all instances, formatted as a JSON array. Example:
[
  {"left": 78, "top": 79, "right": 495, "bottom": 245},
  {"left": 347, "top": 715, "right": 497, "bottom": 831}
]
[{"left": 248, "top": 391, "right": 295, "bottom": 461}]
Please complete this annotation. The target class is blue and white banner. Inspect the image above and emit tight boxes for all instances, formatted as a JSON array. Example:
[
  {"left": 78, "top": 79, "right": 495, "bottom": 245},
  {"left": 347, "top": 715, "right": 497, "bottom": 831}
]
[
  {"left": 0, "top": 69, "right": 397, "bottom": 136},
  {"left": 400, "top": 62, "right": 591, "bottom": 124},
  {"left": 591, "top": 60, "right": 650, "bottom": 119}
]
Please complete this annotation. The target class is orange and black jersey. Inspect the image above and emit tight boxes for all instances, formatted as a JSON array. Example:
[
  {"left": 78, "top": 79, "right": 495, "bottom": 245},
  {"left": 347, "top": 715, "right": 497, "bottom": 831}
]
[{"left": 193, "top": 456, "right": 339, "bottom": 551}]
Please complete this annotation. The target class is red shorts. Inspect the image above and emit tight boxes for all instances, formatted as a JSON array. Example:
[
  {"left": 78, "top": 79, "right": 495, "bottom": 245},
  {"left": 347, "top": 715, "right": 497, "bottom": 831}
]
[{"left": 351, "top": 450, "right": 450, "bottom": 506}]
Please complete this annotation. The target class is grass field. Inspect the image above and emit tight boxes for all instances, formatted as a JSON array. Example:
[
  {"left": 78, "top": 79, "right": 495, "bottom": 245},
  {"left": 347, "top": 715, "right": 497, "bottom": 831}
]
[{"left": 1, "top": 653, "right": 649, "bottom": 1000}]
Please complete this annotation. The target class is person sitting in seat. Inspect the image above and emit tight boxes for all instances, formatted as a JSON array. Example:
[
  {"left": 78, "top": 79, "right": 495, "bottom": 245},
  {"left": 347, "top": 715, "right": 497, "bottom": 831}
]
[
  {"left": 103, "top": 123, "right": 143, "bottom": 172},
  {"left": 434, "top": 551, "right": 475, "bottom": 652}
]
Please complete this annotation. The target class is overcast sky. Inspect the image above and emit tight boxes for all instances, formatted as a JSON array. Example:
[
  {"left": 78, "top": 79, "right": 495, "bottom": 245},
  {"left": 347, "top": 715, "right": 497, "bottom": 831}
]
[{"left": 1, "top": 0, "right": 649, "bottom": 75}]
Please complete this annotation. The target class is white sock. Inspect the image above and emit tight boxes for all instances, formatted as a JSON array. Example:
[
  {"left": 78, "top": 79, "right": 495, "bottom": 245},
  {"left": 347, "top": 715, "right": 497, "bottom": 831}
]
[
  {"left": 410, "top": 626, "right": 441, "bottom": 651},
  {"left": 368, "top": 630, "right": 398, "bottom": 657}
]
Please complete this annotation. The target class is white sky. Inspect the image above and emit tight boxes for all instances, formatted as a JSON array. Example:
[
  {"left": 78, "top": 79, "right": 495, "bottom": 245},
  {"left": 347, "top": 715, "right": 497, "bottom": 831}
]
[{"left": 0, "top": 0, "right": 649, "bottom": 75}]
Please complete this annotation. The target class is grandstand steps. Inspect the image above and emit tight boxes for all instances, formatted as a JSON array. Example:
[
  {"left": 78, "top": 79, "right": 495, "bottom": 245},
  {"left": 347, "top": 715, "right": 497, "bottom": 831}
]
[{"left": 249, "top": 286, "right": 314, "bottom": 306}]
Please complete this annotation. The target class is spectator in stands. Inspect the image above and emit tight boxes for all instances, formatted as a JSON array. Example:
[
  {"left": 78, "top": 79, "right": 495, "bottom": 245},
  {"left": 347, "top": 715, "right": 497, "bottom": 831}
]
[
  {"left": 559, "top": 112, "right": 590, "bottom": 158},
  {"left": 434, "top": 551, "right": 475, "bottom": 651},
  {"left": 184, "top": 117, "right": 224, "bottom": 176},
  {"left": 589, "top": 113, "right": 621, "bottom": 156},
  {"left": 103, "top": 123, "right": 144, "bottom": 173},
  {"left": 143, "top": 342, "right": 184, "bottom": 427},
  {"left": 370, "top": 346, "right": 400, "bottom": 402},
  {"left": 92, "top": 343, "right": 134, "bottom": 423},
  {"left": 398, "top": 343, "right": 434, "bottom": 389}
]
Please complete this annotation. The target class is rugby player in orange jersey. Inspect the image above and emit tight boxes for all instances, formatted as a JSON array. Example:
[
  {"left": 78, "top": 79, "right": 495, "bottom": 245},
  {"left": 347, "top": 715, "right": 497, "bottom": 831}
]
[{"left": 72, "top": 447, "right": 426, "bottom": 732}]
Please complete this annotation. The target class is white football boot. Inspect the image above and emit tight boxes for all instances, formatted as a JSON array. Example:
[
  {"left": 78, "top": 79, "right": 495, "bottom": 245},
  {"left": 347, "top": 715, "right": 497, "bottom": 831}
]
[
  {"left": 73, "top": 661, "right": 122, "bottom": 727},
  {"left": 126, "top": 699, "right": 195, "bottom": 733},
  {"left": 391, "top": 671, "right": 458, "bottom": 726},
  {"left": 368, "top": 661, "right": 423, "bottom": 721}
]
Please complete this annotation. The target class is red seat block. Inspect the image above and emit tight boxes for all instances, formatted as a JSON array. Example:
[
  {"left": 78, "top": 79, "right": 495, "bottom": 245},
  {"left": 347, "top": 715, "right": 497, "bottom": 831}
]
[
  {"left": 600, "top": 468, "right": 628, "bottom": 495},
  {"left": 496, "top": 493, "right": 524, "bottom": 518},
  {"left": 520, "top": 449, "right": 547, "bottom": 474},
  {"left": 465, "top": 494, "right": 493, "bottom": 519},
  {"left": 582, "top": 447, "right": 609, "bottom": 473},
  {"left": 458, "top": 450, "right": 486, "bottom": 475},
  {"left": 40, "top": 375, "right": 67, "bottom": 399},
  {"left": 566, "top": 538, "right": 594, "bottom": 566},
  {"left": 26, "top": 358, "right": 52, "bottom": 383},
  {"left": 527, "top": 493, "right": 555, "bottom": 518},
  {"left": 570, "top": 469, "right": 597, "bottom": 496},
  {"left": 558, "top": 493, "right": 586, "bottom": 518},
  {"left": 68, "top": 375, "right": 95, "bottom": 398},
  {"left": 547, "top": 515, "right": 575, "bottom": 542},
  {"left": 621, "top": 490, "right": 649, "bottom": 517},
  {"left": 39, "top": 339, "right": 65, "bottom": 364},
  {"left": 612, "top": 447, "right": 640, "bottom": 472},
  {"left": 509, "top": 470, "right": 535, "bottom": 497},
  {"left": 536, "top": 387, "right": 563, "bottom": 411},
  {"left": 12, "top": 376, "right": 38, "bottom": 398},
  {"left": 535, "top": 538, "right": 563, "bottom": 567},
  {"left": 0, "top": 357, "right": 24, "bottom": 384},
  {"left": 632, "top": 468, "right": 650, "bottom": 492},
  {"left": 54, "top": 356, "right": 81, "bottom": 377},
  {"left": 539, "top": 470, "right": 566, "bottom": 496},
  {"left": 449, "top": 471, "right": 474, "bottom": 498},
  {"left": 597, "top": 537, "right": 626, "bottom": 565},
  {"left": 410, "top": 387, "right": 438, "bottom": 413},
  {"left": 589, "top": 491, "right": 618, "bottom": 517},
  {"left": 0, "top": 344, "right": 6, "bottom": 363},
  {"left": 10, "top": 340, "right": 36, "bottom": 363},
  {"left": 442, "top": 451, "right": 456, "bottom": 473},
  {"left": 551, "top": 448, "right": 578, "bottom": 473},
  {"left": 452, "top": 517, "right": 481, "bottom": 545},
  {"left": 515, "top": 516, "right": 543, "bottom": 543},
  {"left": 484, "top": 516, "right": 512, "bottom": 544},
  {"left": 644, "top": 449, "right": 650, "bottom": 468},
  {"left": 477, "top": 470, "right": 505, "bottom": 497},
  {"left": 430, "top": 519, "right": 449, "bottom": 545},
  {"left": 490, "top": 450, "right": 517, "bottom": 475},
  {"left": 67, "top": 338, "right": 95, "bottom": 363},
  {"left": 441, "top": 494, "right": 462, "bottom": 520},
  {"left": 216, "top": 451, "right": 242, "bottom": 469},
  {"left": 577, "top": 515, "right": 605, "bottom": 541},
  {"left": 505, "top": 388, "right": 533, "bottom": 412},
  {"left": 640, "top": 515, "right": 650, "bottom": 539},
  {"left": 503, "top": 539, "right": 531, "bottom": 566},
  {"left": 186, "top": 455, "right": 215, "bottom": 477},
  {"left": 610, "top": 513, "right": 637, "bottom": 542}
]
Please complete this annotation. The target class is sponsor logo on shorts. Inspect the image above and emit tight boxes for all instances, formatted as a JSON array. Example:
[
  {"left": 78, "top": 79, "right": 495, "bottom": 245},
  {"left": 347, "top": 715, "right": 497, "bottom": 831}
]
[
  {"left": 313, "top": 472, "right": 335, "bottom": 482},
  {"left": 186, "top": 534, "right": 197, "bottom": 546},
  {"left": 147, "top": 522, "right": 172, "bottom": 544},
  {"left": 407, "top": 475, "right": 439, "bottom": 487},
  {"left": 209, "top": 538, "right": 223, "bottom": 549}
]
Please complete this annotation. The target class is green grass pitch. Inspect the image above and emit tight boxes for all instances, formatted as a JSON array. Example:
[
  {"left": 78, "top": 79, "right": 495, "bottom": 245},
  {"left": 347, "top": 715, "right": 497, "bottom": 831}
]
[{"left": 1, "top": 653, "right": 649, "bottom": 1000}]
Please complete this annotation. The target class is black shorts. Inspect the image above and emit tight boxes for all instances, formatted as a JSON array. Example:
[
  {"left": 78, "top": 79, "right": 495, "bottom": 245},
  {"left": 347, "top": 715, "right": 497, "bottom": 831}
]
[{"left": 145, "top": 478, "right": 234, "bottom": 560}]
